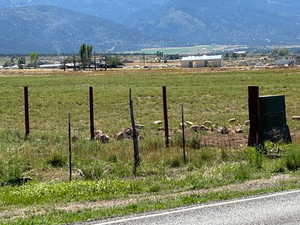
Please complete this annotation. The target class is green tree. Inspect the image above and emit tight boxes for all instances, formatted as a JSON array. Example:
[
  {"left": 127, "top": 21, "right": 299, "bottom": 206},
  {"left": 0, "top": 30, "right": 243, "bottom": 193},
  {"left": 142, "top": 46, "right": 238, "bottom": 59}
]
[
  {"left": 106, "top": 56, "right": 123, "bottom": 68},
  {"left": 79, "top": 44, "right": 93, "bottom": 70},
  {"left": 278, "top": 48, "right": 289, "bottom": 57},
  {"left": 30, "top": 52, "right": 39, "bottom": 68},
  {"left": 17, "top": 57, "right": 26, "bottom": 69}
]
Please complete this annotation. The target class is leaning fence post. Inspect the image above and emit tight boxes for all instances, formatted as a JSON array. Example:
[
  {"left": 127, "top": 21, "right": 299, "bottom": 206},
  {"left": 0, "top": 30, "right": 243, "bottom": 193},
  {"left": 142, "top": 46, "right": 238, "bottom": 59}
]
[
  {"left": 248, "top": 86, "right": 260, "bottom": 146},
  {"left": 162, "top": 86, "right": 170, "bottom": 148},
  {"left": 68, "top": 113, "right": 72, "bottom": 182},
  {"left": 181, "top": 104, "right": 187, "bottom": 163},
  {"left": 24, "top": 86, "right": 30, "bottom": 138},
  {"left": 89, "top": 87, "right": 95, "bottom": 140},
  {"left": 129, "top": 88, "right": 140, "bottom": 176}
]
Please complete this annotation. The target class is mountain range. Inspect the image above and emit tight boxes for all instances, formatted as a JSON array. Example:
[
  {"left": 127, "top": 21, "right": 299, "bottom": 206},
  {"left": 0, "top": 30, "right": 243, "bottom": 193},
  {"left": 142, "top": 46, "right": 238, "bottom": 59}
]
[{"left": 0, "top": 0, "right": 300, "bottom": 53}]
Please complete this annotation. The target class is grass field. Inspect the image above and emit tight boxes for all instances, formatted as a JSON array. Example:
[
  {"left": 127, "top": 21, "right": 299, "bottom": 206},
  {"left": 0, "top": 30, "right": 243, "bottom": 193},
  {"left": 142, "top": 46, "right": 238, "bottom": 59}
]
[{"left": 2, "top": 68, "right": 300, "bottom": 224}]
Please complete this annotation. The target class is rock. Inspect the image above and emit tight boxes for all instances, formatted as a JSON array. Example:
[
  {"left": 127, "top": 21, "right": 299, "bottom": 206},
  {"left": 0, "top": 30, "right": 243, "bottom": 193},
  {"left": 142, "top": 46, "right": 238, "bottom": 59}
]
[
  {"left": 153, "top": 120, "right": 162, "bottom": 125},
  {"left": 203, "top": 121, "right": 213, "bottom": 127},
  {"left": 77, "top": 169, "right": 84, "bottom": 177},
  {"left": 116, "top": 128, "right": 139, "bottom": 141},
  {"left": 185, "top": 121, "right": 194, "bottom": 126},
  {"left": 244, "top": 120, "right": 250, "bottom": 126},
  {"left": 235, "top": 126, "right": 244, "bottom": 133},
  {"left": 95, "top": 134, "right": 110, "bottom": 143},
  {"left": 103, "top": 165, "right": 113, "bottom": 175},
  {"left": 135, "top": 124, "right": 145, "bottom": 129},
  {"left": 292, "top": 116, "right": 300, "bottom": 120},
  {"left": 180, "top": 122, "right": 188, "bottom": 128},
  {"left": 217, "top": 126, "right": 229, "bottom": 134},
  {"left": 116, "top": 132, "right": 126, "bottom": 141},
  {"left": 229, "top": 118, "right": 237, "bottom": 123},
  {"left": 191, "top": 125, "right": 209, "bottom": 132},
  {"left": 94, "top": 130, "right": 103, "bottom": 136}
]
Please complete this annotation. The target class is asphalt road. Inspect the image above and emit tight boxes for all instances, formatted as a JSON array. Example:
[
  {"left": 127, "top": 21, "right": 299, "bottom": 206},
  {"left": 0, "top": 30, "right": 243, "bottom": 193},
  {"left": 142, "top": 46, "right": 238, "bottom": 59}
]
[{"left": 82, "top": 190, "right": 300, "bottom": 225}]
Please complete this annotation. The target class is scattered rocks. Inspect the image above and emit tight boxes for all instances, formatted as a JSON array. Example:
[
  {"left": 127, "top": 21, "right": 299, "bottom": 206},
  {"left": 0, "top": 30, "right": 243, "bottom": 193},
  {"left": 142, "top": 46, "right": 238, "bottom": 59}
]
[
  {"left": 229, "top": 118, "right": 237, "bottom": 123},
  {"left": 203, "top": 121, "right": 213, "bottom": 127},
  {"left": 234, "top": 126, "right": 244, "bottom": 134},
  {"left": 135, "top": 124, "right": 145, "bottom": 129},
  {"left": 94, "top": 130, "right": 110, "bottom": 143},
  {"left": 96, "top": 134, "right": 110, "bottom": 143},
  {"left": 217, "top": 126, "right": 229, "bottom": 134},
  {"left": 77, "top": 169, "right": 84, "bottom": 177},
  {"left": 153, "top": 120, "right": 163, "bottom": 125},
  {"left": 103, "top": 165, "right": 113, "bottom": 175},
  {"left": 116, "top": 128, "right": 139, "bottom": 141},
  {"left": 191, "top": 125, "right": 210, "bottom": 132},
  {"left": 185, "top": 121, "right": 194, "bottom": 126},
  {"left": 292, "top": 116, "right": 300, "bottom": 120}
]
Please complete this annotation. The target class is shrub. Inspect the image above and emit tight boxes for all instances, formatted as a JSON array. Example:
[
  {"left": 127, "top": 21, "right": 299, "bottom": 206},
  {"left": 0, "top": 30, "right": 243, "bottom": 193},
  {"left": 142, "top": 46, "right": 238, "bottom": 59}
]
[
  {"left": 188, "top": 135, "right": 201, "bottom": 150},
  {"left": 80, "top": 162, "right": 104, "bottom": 180},
  {"left": 149, "top": 184, "right": 161, "bottom": 193},
  {"left": 246, "top": 148, "right": 263, "bottom": 169},
  {"left": 108, "top": 155, "right": 118, "bottom": 163},
  {"left": 0, "top": 156, "right": 26, "bottom": 186},
  {"left": 234, "top": 164, "right": 251, "bottom": 181},
  {"left": 168, "top": 158, "right": 181, "bottom": 168},
  {"left": 47, "top": 153, "right": 66, "bottom": 168},
  {"left": 285, "top": 148, "right": 300, "bottom": 171}
]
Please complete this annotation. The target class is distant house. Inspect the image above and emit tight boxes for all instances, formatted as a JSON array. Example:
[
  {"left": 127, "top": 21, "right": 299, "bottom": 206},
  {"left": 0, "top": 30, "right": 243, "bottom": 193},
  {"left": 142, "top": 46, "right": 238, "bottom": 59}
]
[
  {"left": 39, "top": 63, "right": 63, "bottom": 69},
  {"left": 295, "top": 56, "right": 300, "bottom": 65},
  {"left": 181, "top": 55, "right": 223, "bottom": 68}
]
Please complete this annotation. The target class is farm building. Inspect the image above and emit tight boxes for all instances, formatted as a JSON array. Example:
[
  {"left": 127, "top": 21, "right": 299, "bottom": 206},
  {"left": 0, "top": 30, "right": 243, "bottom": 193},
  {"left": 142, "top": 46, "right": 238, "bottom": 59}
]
[
  {"left": 295, "top": 56, "right": 300, "bottom": 65},
  {"left": 275, "top": 59, "right": 295, "bottom": 67},
  {"left": 181, "top": 55, "right": 223, "bottom": 68}
]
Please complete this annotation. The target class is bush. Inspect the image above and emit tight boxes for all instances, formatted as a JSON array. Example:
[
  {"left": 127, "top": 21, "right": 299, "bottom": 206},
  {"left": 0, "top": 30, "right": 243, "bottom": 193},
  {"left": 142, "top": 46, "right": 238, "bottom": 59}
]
[
  {"left": 47, "top": 153, "right": 66, "bottom": 168},
  {"left": 286, "top": 148, "right": 300, "bottom": 171},
  {"left": 108, "top": 155, "right": 118, "bottom": 163},
  {"left": 168, "top": 158, "right": 181, "bottom": 168},
  {"left": 106, "top": 56, "right": 123, "bottom": 68},
  {"left": 246, "top": 148, "right": 263, "bottom": 169},
  {"left": 234, "top": 164, "right": 251, "bottom": 181},
  {"left": 0, "top": 156, "right": 26, "bottom": 186},
  {"left": 80, "top": 162, "right": 104, "bottom": 180},
  {"left": 188, "top": 135, "right": 201, "bottom": 150}
]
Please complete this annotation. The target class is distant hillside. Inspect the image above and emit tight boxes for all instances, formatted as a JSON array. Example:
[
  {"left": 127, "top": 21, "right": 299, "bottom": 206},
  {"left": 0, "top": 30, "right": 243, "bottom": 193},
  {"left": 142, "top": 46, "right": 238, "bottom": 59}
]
[
  {"left": 0, "top": 0, "right": 168, "bottom": 23},
  {"left": 0, "top": 5, "right": 149, "bottom": 54},
  {"left": 128, "top": 0, "right": 300, "bottom": 46},
  {"left": 1, "top": 1, "right": 300, "bottom": 53}
]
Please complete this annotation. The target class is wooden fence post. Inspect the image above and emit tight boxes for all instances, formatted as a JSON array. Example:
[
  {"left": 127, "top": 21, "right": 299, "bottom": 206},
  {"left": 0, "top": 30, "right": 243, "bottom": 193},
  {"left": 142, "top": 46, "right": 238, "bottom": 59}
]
[
  {"left": 162, "top": 86, "right": 170, "bottom": 148},
  {"left": 181, "top": 104, "right": 187, "bottom": 163},
  {"left": 248, "top": 86, "right": 260, "bottom": 146},
  {"left": 68, "top": 113, "right": 72, "bottom": 182},
  {"left": 129, "top": 88, "right": 140, "bottom": 176},
  {"left": 24, "top": 86, "right": 30, "bottom": 138},
  {"left": 89, "top": 87, "right": 95, "bottom": 140}
]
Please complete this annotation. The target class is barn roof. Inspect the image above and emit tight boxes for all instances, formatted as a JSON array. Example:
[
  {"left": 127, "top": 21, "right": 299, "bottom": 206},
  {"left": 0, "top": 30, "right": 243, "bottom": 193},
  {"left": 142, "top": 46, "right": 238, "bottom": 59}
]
[{"left": 181, "top": 55, "right": 222, "bottom": 61}]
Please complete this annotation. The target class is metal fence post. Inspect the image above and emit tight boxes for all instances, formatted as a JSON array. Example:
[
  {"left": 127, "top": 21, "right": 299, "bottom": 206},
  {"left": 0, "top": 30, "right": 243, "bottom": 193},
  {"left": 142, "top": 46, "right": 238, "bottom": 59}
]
[{"left": 162, "top": 86, "right": 170, "bottom": 148}]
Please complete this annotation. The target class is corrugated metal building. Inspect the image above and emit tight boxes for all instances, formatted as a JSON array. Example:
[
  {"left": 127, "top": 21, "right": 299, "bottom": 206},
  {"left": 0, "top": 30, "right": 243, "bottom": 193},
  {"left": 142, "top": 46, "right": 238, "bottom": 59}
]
[{"left": 181, "top": 55, "right": 223, "bottom": 68}]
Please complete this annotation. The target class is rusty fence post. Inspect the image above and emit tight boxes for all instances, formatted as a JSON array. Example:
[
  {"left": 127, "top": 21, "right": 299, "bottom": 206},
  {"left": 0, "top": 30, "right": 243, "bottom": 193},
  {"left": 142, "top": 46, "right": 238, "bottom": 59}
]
[
  {"left": 248, "top": 86, "right": 260, "bottom": 146},
  {"left": 129, "top": 88, "right": 140, "bottom": 176},
  {"left": 24, "top": 86, "right": 30, "bottom": 138},
  {"left": 162, "top": 86, "right": 170, "bottom": 148},
  {"left": 68, "top": 113, "right": 72, "bottom": 182},
  {"left": 89, "top": 87, "right": 95, "bottom": 140}
]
